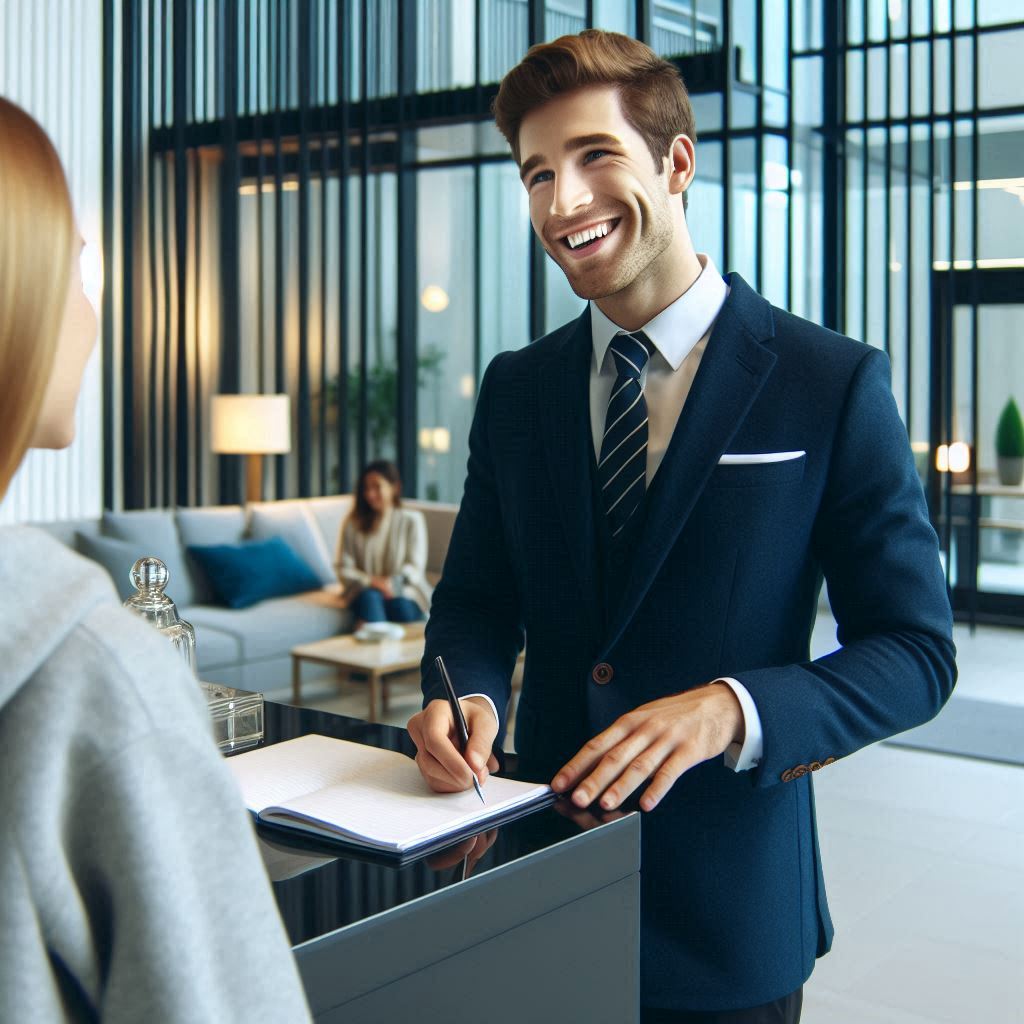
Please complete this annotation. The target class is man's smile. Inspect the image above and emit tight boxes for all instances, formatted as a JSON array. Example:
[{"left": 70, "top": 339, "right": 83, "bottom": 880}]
[{"left": 555, "top": 217, "right": 622, "bottom": 258}]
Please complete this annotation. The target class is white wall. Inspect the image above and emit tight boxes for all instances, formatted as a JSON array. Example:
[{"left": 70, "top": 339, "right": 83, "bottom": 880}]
[{"left": 0, "top": 0, "right": 104, "bottom": 524}]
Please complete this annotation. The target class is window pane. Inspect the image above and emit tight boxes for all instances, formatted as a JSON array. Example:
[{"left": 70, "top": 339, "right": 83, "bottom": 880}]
[
  {"left": 762, "top": 136, "right": 790, "bottom": 307},
  {"left": 890, "top": 43, "right": 908, "bottom": 121},
  {"left": 593, "top": 0, "right": 634, "bottom": 33},
  {"left": 690, "top": 140, "right": 725, "bottom": 270},
  {"left": 545, "top": 248, "right": 587, "bottom": 334},
  {"left": 979, "top": 30, "right": 1024, "bottom": 110},
  {"left": 546, "top": 0, "right": 586, "bottom": 39},
  {"left": 847, "top": 49, "right": 865, "bottom": 123},
  {"left": 480, "top": 0, "right": 529, "bottom": 85},
  {"left": 977, "top": 116, "right": 1024, "bottom": 265},
  {"left": 729, "top": 138, "right": 758, "bottom": 283},
  {"left": 479, "top": 162, "right": 532, "bottom": 365},
  {"left": 910, "top": 41, "right": 930, "bottom": 118},
  {"left": 845, "top": 128, "right": 866, "bottom": 344},
  {"left": 363, "top": 174, "right": 399, "bottom": 465},
  {"left": 417, "top": 0, "right": 477, "bottom": 91},
  {"left": 417, "top": 167, "right": 475, "bottom": 503}
]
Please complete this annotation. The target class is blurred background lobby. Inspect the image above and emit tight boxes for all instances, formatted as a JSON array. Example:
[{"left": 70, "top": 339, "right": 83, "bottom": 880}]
[{"left": 1, "top": 1, "right": 1021, "bottom": 1020}]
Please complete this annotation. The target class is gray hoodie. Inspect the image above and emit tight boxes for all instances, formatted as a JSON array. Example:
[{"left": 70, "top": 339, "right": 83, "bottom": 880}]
[{"left": 0, "top": 527, "right": 311, "bottom": 1023}]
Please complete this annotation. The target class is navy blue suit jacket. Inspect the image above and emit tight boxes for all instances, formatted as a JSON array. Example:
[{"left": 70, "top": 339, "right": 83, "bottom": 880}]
[{"left": 422, "top": 273, "right": 956, "bottom": 1011}]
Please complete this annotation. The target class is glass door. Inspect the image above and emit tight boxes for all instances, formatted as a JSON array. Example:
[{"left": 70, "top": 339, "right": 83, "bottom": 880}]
[{"left": 931, "top": 269, "right": 1024, "bottom": 624}]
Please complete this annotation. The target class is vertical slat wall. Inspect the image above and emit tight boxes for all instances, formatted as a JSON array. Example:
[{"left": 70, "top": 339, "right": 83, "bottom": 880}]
[
  {"left": 114, "top": 0, "right": 379, "bottom": 506},
  {"left": 0, "top": 0, "right": 104, "bottom": 525}
]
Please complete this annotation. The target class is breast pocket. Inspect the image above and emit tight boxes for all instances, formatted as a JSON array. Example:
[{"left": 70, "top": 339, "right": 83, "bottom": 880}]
[{"left": 707, "top": 454, "right": 807, "bottom": 488}]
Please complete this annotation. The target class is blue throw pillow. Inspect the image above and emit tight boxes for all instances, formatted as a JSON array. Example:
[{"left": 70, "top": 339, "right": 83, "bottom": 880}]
[{"left": 186, "top": 537, "right": 321, "bottom": 609}]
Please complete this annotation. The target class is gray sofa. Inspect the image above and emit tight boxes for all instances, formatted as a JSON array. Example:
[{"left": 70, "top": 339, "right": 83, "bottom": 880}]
[{"left": 38, "top": 496, "right": 458, "bottom": 695}]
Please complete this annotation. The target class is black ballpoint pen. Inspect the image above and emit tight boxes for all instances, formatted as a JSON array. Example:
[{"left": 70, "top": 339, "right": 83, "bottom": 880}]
[{"left": 435, "top": 655, "right": 486, "bottom": 804}]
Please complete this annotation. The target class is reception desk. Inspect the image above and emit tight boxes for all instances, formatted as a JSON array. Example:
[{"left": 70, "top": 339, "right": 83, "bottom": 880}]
[{"left": 254, "top": 702, "right": 642, "bottom": 1023}]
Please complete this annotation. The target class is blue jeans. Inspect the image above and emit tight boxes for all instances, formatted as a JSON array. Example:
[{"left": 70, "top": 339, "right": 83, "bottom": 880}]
[{"left": 352, "top": 587, "right": 423, "bottom": 624}]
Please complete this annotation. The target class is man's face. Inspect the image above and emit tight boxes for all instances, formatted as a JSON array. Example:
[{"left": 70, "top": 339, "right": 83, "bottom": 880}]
[{"left": 518, "top": 85, "right": 681, "bottom": 301}]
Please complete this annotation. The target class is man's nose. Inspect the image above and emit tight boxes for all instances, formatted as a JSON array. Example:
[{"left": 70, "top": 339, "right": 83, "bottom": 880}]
[{"left": 549, "top": 167, "right": 593, "bottom": 218}]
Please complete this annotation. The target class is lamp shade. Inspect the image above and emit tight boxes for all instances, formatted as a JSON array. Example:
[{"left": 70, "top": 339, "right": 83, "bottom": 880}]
[{"left": 210, "top": 394, "right": 292, "bottom": 454}]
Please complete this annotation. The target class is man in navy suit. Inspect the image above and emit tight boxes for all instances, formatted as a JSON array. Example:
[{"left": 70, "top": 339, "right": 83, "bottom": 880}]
[{"left": 408, "top": 29, "right": 955, "bottom": 1023}]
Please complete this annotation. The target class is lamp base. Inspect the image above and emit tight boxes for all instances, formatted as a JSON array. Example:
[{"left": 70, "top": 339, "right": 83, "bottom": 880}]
[{"left": 246, "top": 454, "right": 263, "bottom": 504}]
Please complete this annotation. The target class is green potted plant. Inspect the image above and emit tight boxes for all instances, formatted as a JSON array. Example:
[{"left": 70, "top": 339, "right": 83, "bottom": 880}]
[{"left": 995, "top": 397, "right": 1024, "bottom": 486}]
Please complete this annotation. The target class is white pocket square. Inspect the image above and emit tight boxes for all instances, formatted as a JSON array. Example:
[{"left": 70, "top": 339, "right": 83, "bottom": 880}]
[{"left": 718, "top": 451, "right": 806, "bottom": 465}]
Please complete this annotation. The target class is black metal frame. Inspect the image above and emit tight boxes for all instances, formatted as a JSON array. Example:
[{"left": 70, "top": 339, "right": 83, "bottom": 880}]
[
  {"left": 930, "top": 268, "right": 1024, "bottom": 627},
  {"left": 101, "top": 0, "right": 1024, "bottom": 628}
]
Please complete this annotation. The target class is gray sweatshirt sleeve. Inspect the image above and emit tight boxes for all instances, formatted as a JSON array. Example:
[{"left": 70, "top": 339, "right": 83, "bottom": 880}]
[{"left": 63, "top": 725, "right": 312, "bottom": 1024}]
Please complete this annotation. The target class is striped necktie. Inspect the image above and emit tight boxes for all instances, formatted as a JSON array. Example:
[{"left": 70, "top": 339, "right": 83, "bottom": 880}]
[{"left": 598, "top": 331, "right": 652, "bottom": 537}]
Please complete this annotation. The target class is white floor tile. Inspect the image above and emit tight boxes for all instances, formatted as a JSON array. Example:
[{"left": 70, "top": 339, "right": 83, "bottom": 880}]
[
  {"left": 840, "top": 937, "right": 1023, "bottom": 1024},
  {"left": 814, "top": 744, "right": 1023, "bottom": 827},
  {"left": 802, "top": 983, "right": 949, "bottom": 1024}
]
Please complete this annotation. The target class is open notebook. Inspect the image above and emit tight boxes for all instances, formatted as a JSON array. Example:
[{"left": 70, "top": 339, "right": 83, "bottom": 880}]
[{"left": 228, "top": 734, "right": 553, "bottom": 856}]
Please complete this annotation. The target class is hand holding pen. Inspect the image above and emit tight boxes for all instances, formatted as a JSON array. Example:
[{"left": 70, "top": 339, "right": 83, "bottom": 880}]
[
  {"left": 435, "top": 656, "right": 486, "bottom": 803},
  {"left": 407, "top": 658, "right": 500, "bottom": 797}
]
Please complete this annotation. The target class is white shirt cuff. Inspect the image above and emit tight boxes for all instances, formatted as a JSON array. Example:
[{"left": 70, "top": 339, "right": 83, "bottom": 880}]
[
  {"left": 461, "top": 692, "right": 500, "bottom": 726},
  {"left": 717, "top": 677, "right": 763, "bottom": 772}
]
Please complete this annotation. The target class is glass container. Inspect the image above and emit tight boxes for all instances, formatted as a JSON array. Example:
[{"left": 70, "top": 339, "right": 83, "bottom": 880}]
[{"left": 123, "top": 556, "right": 197, "bottom": 675}]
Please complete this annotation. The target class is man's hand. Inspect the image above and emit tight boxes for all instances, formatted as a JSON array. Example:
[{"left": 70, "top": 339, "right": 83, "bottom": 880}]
[
  {"left": 551, "top": 683, "right": 744, "bottom": 812},
  {"left": 370, "top": 575, "right": 394, "bottom": 598},
  {"left": 407, "top": 697, "right": 500, "bottom": 793}
]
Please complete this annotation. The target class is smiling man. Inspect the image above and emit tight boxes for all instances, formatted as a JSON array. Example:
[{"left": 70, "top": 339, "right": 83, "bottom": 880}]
[{"left": 408, "top": 30, "right": 955, "bottom": 1023}]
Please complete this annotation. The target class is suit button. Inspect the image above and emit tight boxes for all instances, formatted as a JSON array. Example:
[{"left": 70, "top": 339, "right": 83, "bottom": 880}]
[{"left": 592, "top": 662, "right": 614, "bottom": 685}]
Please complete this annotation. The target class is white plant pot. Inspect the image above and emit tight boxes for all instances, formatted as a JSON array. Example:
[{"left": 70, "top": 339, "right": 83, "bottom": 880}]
[{"left": 996, "top": 456, "right": 1024, "bottom": 487}]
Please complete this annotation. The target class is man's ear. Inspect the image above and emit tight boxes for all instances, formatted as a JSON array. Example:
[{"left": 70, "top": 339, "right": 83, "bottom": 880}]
[{"left": 667, "top": 134, "right": 695, "bottom": 197}]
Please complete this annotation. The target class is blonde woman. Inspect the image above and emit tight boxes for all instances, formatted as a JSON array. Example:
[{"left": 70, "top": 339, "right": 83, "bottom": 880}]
[
  {"left": 336, "top": 460, "right": 432, "bottom": 625},
  {"left": 0, "top": 98, "right": 310, "bottom": 1023}
]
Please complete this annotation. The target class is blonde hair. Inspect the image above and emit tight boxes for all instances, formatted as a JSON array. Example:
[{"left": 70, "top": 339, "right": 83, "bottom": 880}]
[{"left": 0, "top": 97, "right": 75, "bottom": 498}]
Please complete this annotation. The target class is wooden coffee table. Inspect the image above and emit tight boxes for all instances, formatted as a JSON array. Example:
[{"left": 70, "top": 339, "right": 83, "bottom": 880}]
[{"left": 290, "top": 622, "right": 427, "bottom": 722}]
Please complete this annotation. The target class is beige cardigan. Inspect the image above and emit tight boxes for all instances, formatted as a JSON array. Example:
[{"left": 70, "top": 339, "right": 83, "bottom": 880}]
[{"left": 334, "top": 506, "right": 433, "bottom": 612}]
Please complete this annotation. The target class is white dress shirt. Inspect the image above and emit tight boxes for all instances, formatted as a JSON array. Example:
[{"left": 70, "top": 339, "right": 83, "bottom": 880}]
[
  {"left": 588, "top": 255, "right": 763, "bottom": 773},
  {"left": 467, "top": 255, "right": 763, "bottom": 774}
]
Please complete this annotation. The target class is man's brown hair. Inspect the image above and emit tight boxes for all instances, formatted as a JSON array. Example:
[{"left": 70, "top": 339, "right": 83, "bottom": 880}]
[{"left": 493, "top": 29, "right": 696, "bottom": 202}]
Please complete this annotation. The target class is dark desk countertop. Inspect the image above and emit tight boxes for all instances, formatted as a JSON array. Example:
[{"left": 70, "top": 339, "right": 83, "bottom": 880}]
[{"left": 249, "top": 701, "right": 633, "bottom": 948}]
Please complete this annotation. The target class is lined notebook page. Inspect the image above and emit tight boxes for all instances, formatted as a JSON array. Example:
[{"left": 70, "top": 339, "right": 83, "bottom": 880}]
[{"left": 228, "top": 734, "right": 551, "bottom": 852}]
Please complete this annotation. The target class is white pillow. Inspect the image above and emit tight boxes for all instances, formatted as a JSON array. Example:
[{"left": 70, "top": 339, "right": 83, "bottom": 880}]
[{"left": 247, "top": 501, "right": 336, "bottom": 585}]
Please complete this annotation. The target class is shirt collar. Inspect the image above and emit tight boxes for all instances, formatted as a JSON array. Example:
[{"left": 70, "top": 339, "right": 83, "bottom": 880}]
[{"left": 589, "top": 254, "right": 729, "bottom": 373}]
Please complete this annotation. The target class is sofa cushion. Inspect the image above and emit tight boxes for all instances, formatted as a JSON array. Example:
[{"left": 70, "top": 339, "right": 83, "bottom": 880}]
[
  {"left": 176, "top": 505, "right": 247, "bottom": 546},
  {"left": 76, "top": 533, "right": 143, "bottom": 601},
  {"left": 248, "top": 500, "right": 336, "bottom": 585},
  {"left": 176, "top": 505, "right": 247, "bottom": 602},
  {"left": 102, "top": 509, "right": 196, "bottom": 606},
  {"left": 35, "top": 517, "right": 102, "bottom": 549},
  {"left": 304, "top": 495, "right": 353, "bottom": 562},
  {"left": 187, "top": 538, "right": 321, "bottom": 610},
  {"left": 185, "top": 591, "right": 352, "bottom": 662},
  {"left": 408, "top": 500, "right": 458, "bottom": 575},
  {"left": 189, "top": 621, "right": 242, "bottom": 671}
]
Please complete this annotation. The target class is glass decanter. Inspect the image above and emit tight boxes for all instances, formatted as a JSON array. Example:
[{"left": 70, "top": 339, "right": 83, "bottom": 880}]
[{"left": 123, "top": 556, "right": 197, "bottom": 675}]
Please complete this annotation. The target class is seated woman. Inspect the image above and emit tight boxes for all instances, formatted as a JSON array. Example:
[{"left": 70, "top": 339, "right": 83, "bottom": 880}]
[
  {"left": 336, "top": 460, "right": 432, "bottom": 625},
  {"left": 0, "top": 97, "right": 310, "bottom": 1022}
]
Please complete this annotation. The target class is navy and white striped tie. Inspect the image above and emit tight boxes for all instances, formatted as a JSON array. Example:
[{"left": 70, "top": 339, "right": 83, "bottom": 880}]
[{"left": 598, "top": 331, "right": 652, "bottom": 537}]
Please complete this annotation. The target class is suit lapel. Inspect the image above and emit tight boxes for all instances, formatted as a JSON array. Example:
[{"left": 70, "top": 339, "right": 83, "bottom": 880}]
[
  {"left": 539, "top": 308, "right": 601, "bottom": 628},
  {"left": 601, "top": 275, "right": 779, "bottom": 656}
]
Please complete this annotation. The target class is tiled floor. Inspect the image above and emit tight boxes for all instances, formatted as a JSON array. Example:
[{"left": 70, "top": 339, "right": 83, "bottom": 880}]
[{"left": 277, "top": 613, "right": 1024, "bottom": 1023}]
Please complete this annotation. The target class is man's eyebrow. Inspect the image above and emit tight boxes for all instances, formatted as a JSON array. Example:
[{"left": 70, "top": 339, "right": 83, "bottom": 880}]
[{"left": 519, "top": 133, "right": 623, "bottom": 182}]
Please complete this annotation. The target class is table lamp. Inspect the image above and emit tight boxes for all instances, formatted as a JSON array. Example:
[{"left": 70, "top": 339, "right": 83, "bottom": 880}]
[{"left": 210, "top": 394, "right": 291, "bottom": 503}]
